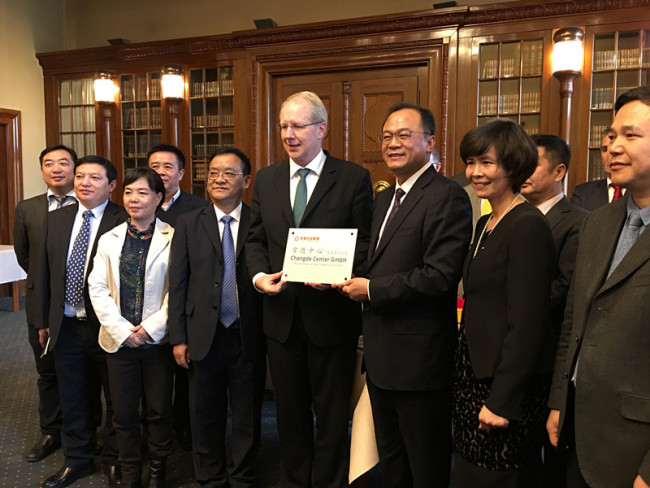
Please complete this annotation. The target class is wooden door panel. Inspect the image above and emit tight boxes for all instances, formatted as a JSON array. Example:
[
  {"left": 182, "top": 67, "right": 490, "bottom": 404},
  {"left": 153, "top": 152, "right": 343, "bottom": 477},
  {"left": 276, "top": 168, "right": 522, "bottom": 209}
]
[{"left": 349, "top": 76, "right": 419, "bottom": 192}]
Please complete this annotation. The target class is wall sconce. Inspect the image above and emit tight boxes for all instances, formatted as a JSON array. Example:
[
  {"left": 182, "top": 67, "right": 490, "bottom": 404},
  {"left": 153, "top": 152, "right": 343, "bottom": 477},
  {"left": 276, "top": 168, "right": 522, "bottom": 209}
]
[
  {"left": 94, "top": 72, "right": 117, "bottom": 103},
  {"left": 162, "top": 65, "right": 184, "bottom": 100},
  {"left": 552, "top": 27, "right": 584, "bottom": 74}
]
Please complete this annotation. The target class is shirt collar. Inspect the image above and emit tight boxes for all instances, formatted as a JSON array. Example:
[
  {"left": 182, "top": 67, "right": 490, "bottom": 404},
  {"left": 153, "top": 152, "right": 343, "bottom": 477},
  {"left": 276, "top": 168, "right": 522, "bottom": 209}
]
[
  {"left": 163, "top": 188, "right": 181, "bottom": 211},
  {"left": 214, "top": 201, "right": 243, "bottom": 223},
  {"left": 78, "top": 199, "right": 109, "bottom": 219},
  {"left": 396, "top": 161, "right": 432, "bottom": 195},
  {"left": 535, "top": 192, "right": 565, "bottom": 215},
  {"left": 628, "top": 196, "right": 650, "bottom": 227},
  {"left": 289, "top": 150, "right": 326, "bottom": 178},
  {"left": 47, "top": 188, "right": 77, "bottom": 201}
]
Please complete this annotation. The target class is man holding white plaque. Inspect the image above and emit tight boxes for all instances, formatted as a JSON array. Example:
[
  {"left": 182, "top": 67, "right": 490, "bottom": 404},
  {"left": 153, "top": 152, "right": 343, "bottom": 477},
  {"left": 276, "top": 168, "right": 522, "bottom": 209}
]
[
  {"left": 246, "top": 91, "right": 373, "bottom": 487},
  {"left": 337, "top": 103, "right": 472, "bottom": 488}
]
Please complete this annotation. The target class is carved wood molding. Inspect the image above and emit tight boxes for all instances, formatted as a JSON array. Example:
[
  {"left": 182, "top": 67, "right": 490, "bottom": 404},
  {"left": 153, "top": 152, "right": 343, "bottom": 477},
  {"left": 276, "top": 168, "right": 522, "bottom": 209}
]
[
  {"left": 37, "top": 0, "right": 649, "bottom": 70},
  {"left": 464, "top": 0, "right": 649, "bottom": 25},
  {"left": 254, "top": 38, "right": 444, "bottom": 64}
]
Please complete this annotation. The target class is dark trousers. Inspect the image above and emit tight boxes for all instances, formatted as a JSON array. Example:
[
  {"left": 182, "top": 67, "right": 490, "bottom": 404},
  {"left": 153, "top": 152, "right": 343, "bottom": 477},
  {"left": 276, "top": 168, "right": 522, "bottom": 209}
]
[
  {"left": 267, "top": 313, "right": 357, "bottom": 488},
  {"left": 367, "top": 376, "right": 452, "bottom": 488},
  {"left": 542, "top": 430, "right": 567, "bottom": 488},
  {"left": 28, "top": 324, "right": 62, "bottom": 436},
  {"left": 106, "top": 344, "right": 174, "bottom": 483},
  {"left": 173, "top": 364, "right": 191, "bottom": 433},
  {"left": 189, "top": 324, "right": 265, "bottom": 488},
  {"left": 54, "top": 316, "right": 117, "bottom": 468}
]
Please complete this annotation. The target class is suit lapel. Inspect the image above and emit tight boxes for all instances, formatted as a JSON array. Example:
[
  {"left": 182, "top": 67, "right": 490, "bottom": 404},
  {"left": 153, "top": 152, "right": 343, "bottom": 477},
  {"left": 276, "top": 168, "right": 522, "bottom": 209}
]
[
  {"left": 146, "top": 220, "right": 172, "bottom": 272},
  {"left": 105, "top": 224, "right": 126, "bottom": 284},
  {"left": 600, "top": 205, "right": 650, "bottom": 294},
  {"left": 274, "top": 161, "right": 295, "bottom": 227},
  {"left": 59, "top": 204, "right": 78, "bottom": 261},
  {"left": 200, "top": 207, "right": 223, "bottom": 260},
  {"left": 368, "top": 188, "right": 393, "bottom": 260},
  {"left": 585, "top": 200, "right": 627, "bottom": 298},
  {"left": 237, "top": 204, "right": 250, "bottom": 258},
  {"left": 301, "top": 156, "right": 336, "bottom": 225},
  {"left": 545, "top": 196, "right": 570, "bottom": 231},
  {"left": 371, "top": 167, "right": 434, "bottom": 265}
]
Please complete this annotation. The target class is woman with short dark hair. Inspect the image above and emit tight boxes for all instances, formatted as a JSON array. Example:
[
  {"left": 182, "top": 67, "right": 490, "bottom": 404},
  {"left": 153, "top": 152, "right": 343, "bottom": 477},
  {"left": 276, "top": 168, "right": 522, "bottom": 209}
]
[
  {"left": 89, "top": 167, "right": 174, "bottom": 488},
  {"left": 453, "top": 119, "right": 556, "bottom": 487}
]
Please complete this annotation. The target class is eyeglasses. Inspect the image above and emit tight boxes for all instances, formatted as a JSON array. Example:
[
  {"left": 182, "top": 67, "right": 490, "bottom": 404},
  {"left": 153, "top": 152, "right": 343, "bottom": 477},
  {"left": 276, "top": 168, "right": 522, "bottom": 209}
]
[
  {"left": 276, "top": 121, "right": 324, "bottom": 133},
  {"left": 380, "top": 129, "right": 431, "bottom": 144},
  {"left": 207, "top": 170, "right": 245, "bottom": 181}
]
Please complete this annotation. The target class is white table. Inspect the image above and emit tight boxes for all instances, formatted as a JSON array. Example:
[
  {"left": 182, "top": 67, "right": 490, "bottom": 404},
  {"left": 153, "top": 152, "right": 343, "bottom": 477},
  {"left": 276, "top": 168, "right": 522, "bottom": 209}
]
[{"left": 0, "top": 245, "right": 26, "bottom": 312}]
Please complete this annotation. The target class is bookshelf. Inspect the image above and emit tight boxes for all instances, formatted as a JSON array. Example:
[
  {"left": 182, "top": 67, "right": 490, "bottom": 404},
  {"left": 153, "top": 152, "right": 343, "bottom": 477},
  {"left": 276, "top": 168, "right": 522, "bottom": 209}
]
[
  {"left": 119, "top": 72, "right": 162, "bottom": 170},
  {"left": 476, "top": 39, "right": 545, "bottom": 136},
  {"left": 587, "top": 29, "right": 650, "bottom": 180},
  {"left": 188, "top": 66, "right": 235, "bottom": 197}
]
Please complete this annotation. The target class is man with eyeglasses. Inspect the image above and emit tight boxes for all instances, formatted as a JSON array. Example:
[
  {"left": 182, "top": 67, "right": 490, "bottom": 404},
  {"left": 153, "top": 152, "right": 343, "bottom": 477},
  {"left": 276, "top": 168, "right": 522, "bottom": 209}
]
[
  {"left": 169, "top": 147, "right": 266, "bottom": 487},
  {"left": 246, "top": 91, "right": 373, "bottom": 487},
  {"left": 336, "top": 103, "right": 472, "bottom": 487}
]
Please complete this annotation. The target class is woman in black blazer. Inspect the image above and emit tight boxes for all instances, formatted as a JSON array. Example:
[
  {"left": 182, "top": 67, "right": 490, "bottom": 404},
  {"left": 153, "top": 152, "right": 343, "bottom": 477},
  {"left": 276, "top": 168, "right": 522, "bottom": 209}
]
[{"left": 453, "top": 120, "right": 556, "bottom": 487}]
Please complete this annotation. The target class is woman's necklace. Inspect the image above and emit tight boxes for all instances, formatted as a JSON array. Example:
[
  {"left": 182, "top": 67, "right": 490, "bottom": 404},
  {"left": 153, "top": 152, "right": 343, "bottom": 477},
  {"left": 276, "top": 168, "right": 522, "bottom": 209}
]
[{"left": 472, "top": 193, "right": 521, "bottom": 259}]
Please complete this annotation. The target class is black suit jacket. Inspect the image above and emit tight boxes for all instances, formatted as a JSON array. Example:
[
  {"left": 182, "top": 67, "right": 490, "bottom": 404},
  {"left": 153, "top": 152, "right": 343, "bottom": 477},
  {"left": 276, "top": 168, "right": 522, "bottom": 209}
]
[
  {"left": 39, "top": 201, "right": 128, "bottom": 348},
  {"left": 363, "top": 166, "right": 472, "bottom": 391},
  {"left": 168, "top": 203, "right": 264, "bottom": 363},
  {"left": 463, "top": 203, "right": 555, "bottom": 421},
  {"left": 570, "top": 178, "right": 608, "bottom": 212},
  {"left": 549, "top": 195, "right": 650, "bottom": 487},
  {"left": 13, "top": 193, "right": 49, "bottom": 326},
  {"left": 545, "top": 196, "right": 588, "bottom": 336},
  {"left": 156, "top": 190, "right": 208, "bottom": 227},
  {"left": 246, "top": 153, "right": 373, "bottom": 346}
]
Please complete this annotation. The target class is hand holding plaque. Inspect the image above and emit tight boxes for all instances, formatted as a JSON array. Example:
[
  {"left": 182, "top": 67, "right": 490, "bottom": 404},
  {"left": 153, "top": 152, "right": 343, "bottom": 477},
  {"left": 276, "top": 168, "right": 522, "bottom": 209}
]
[{"left": 282, "top": 228, "right": 358, "bottom": 284}]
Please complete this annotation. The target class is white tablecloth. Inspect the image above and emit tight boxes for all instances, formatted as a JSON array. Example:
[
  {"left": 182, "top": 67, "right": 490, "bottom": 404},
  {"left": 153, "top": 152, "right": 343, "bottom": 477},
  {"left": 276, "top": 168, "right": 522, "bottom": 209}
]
[{"left": 0, "top": 245, "right": 26, "bottom": 284}]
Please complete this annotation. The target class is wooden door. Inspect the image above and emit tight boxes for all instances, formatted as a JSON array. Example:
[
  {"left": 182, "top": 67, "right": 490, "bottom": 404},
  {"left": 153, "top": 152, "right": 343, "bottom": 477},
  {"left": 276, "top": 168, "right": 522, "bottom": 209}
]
[{"left": 273, "top": 66, "right": 426, "bottom": 193}]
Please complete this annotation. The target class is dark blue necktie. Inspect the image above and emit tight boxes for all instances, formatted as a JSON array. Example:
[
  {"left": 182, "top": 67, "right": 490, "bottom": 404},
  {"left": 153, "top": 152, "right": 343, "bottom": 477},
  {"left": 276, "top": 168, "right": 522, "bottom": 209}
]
[
  {"left": 65, "top": 210, "right": 93, "bottom": 306},
  {"left": 219, "top": 215, "right": 238, "bottom": 327}
]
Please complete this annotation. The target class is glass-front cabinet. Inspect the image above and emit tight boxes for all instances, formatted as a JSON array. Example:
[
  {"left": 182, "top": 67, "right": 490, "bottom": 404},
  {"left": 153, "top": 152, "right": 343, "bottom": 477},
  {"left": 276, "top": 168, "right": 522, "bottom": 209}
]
[
  {"left": 476, "top": 39, "right": 544, "bottom": 136},
  {"left": 587, "top": 29, "right": 650, "bottom": 180},
  {"left": 58, "top": 77, "right": 96, "bottom": 157},
  {"left": 119, "top": 72, "right": 162, "bottom": 170},
  {"left": 188, "top": 66, "right": 235, "bottom": 197}
]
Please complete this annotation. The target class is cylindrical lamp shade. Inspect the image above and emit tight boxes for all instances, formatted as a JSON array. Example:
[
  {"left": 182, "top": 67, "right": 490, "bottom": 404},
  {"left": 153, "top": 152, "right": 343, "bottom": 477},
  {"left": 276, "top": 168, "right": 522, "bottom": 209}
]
[
  {"left": 552, "top": 27, "right": 584, "bottom": 74},
  {"left": 94, "top": 72, "right": 117, "bottom": 103},
  {"left": 162, "top": 65, "right": 184, "bottom": 99}
]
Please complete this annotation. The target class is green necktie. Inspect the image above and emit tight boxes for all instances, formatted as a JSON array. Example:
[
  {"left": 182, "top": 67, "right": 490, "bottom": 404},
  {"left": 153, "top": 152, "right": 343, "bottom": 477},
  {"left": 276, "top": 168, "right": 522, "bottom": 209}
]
[{"left": 293, "top": 168, "right": 310, "bottom": 227}]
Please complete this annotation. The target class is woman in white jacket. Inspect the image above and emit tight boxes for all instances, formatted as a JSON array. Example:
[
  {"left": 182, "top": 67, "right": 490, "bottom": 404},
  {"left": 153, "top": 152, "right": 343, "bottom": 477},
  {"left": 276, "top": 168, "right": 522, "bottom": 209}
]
[{"left": 89, "top": 167, "right": 174, "bottom": 488}]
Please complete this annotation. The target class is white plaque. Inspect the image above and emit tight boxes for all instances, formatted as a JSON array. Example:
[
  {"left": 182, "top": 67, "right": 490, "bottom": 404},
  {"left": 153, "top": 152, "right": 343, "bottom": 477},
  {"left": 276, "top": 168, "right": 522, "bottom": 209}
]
[{"left": 282, "top": 228, "right": 358, "bottom": 284}]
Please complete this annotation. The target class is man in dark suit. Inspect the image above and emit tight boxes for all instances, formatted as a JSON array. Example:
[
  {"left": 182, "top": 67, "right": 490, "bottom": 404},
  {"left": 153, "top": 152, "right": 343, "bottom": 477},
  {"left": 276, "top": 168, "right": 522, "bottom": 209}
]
[
  {"left": 169, "top": 147, "right": 266, "bottom": 487},
  {"left": 337, "top": 103, "right": 472, "bottom": 487},
  {"left": 522, "top": 134, "right": 589, "bottom": 336},
  {"left": 37, "top": 155, "right": 127, "bottom": 488},
  {"left": 147, "top": 143, "right": 208, "bottom": 448},
  {"left": 571, "top": 127, "right": 624, "bottom": 211},
  {"left": 246, "top": 91, "right": 373, "bottom": 487},
  {"left": 13, "top": 145, "right": 77, "bottom": 462},
  {"left": 148, "top": 143, "right": 208, "bottom": 227},
  {"left": 521, "top": 134, "right": 588, "bottom": 488},
  {"left": 547, "top": 86, "right": 650, "bottom": 488}
]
